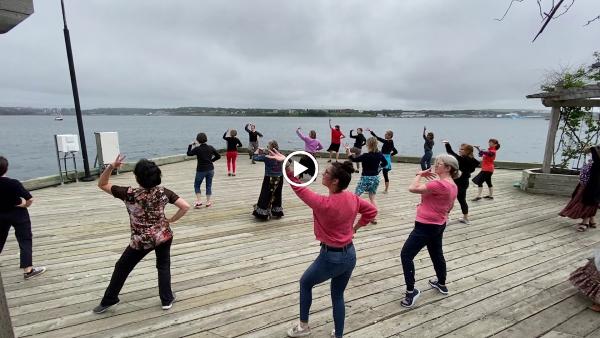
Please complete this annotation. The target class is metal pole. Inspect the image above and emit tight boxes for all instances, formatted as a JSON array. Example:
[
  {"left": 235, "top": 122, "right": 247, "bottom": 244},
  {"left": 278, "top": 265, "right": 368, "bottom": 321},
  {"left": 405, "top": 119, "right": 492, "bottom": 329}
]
[{"left": 61, "top": 0, "right": 93, "bottom": 181}]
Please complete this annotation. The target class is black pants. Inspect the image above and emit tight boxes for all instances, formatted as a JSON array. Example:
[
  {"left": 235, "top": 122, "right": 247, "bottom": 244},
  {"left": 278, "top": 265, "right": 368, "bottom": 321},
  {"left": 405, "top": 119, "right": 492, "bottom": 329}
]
[
  {"left": 456, "top": 181, "right": 469, "bottom": 215},
  {"left": 400, "top": 222, "right": 446, "bottom": 291},
  {"left": 0, "top": 209, "right": 33, "bottom": 268},
  {"left": 101, "top": 239, "right": 174, "bottom": 306},
  {"left": 253, "top": 176, "right": 284, "bottom": 219},
  {"left": 473, "top": 171, "right": 493, "bottom": 188},
  {"left": 382, "top": 169, "right": 390, "bottom": 183}
]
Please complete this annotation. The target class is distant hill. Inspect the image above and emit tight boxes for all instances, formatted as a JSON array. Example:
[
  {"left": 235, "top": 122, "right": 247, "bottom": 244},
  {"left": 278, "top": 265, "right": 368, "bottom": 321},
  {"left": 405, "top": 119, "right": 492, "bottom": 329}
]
[{"left": 0, "top": 106, "right": 549, "bottom": 118}]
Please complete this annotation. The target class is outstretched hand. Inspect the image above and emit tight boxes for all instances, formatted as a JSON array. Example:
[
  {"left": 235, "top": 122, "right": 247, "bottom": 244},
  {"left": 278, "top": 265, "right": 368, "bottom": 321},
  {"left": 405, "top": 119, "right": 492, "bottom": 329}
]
[
  {"left": 266, "top": 149, "right": 286, "bottom": 162},
  {"left": 111, "top": 154, "right": 126, "bottom": 169}
]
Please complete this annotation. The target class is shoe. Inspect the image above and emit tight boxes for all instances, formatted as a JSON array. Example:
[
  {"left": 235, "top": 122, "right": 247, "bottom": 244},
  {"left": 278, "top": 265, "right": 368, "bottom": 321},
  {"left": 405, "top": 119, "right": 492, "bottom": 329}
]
[
  {"left": 458, "top": 218, "right": 470, "bottom": 225},
  {"left": 429, "top": 279, "right": 449, "bottom": 295},
  {"left": 331, "top": 329, "right": 336, "bottom": 337},
  {"left": 24, "top": 266, "right": 46, "bottom": 280},
  {"left": 232, "top": 173, "right": 236, "bottom": 176},
  {"left": 483, "top": 196, "right": 494, "bottom": 200},
  {"left": 194, "top": 201, "right": 203, "bottom": 209},
  {"left": 471, "top": 197, "right": 482, "bottom": 201},
  {"left": 589, "top": 223, "right": 597, "bottom": 229},
  {"left": 162, "top": 294, "right": 176, "bottom": 310},
  {"left": 251, "top": 161, "right": 256, "bottom": 164},
  {"left": 354, "top": 170, "right": 360, "bottom": 173},
  {"left": 228, "top": 173, "right": 232, "bottom": 176},
  {"left": 287, "top": 323, "right": 311, "bottom": 337},
  {"left": 371, "top": 219, "right": 378, "bottom": 225},
  {"left": 205, "top": 202, "right": 213, "bottom": 208},
  {"left": 382, "top": 190, "right": 388, "bottom": 194},
  {"left": 327, "top": 160, "right": 332, "bottom": 163},
  {"left": 400, "top": 288, "right": 421, "bottom": 308},
  {"left": 93, "top": 301, "right": 119, "bottom": 314},
  {"left": 577, "top": 224, "right": 588, "bottom": 232}
]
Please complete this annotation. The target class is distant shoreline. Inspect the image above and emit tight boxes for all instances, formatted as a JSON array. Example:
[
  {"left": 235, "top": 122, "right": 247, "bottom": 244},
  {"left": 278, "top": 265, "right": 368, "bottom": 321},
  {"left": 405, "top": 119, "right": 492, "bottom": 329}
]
[{"left": 0, "top": 107, "right": 549, "bottom": 118}]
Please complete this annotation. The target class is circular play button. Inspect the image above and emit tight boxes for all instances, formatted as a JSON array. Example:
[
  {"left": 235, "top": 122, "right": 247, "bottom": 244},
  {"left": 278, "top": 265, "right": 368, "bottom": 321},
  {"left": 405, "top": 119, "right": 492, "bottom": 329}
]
[{"left": 283, "top": 151, "right": 319, "bottom": 187}]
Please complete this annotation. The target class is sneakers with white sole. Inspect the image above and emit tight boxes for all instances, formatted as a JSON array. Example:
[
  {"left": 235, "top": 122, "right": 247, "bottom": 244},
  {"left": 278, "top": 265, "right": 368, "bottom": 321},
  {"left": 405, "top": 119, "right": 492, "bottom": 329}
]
[{"left": 287, "top": 323, "right": 311, "bottom": 337}]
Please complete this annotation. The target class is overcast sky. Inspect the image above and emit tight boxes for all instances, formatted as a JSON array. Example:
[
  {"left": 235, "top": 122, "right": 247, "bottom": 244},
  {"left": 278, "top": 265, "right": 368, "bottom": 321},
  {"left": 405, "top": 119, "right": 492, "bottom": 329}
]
[{"left": 1, "top": 0, "right": 598, "bottom": 110}]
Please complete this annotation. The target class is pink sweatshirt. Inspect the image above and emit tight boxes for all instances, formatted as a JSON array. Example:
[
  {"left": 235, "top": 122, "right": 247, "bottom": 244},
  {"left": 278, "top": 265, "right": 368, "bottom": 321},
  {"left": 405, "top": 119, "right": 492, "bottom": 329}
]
[
  {"left": 296, "top": 129, "right": 324, "bottom": 153},
  {"left": 288, "top": 173, "right": 378, "bottom": 247},
  {"left": 415, "top": 179, "right": 458, "bottom": 225}
]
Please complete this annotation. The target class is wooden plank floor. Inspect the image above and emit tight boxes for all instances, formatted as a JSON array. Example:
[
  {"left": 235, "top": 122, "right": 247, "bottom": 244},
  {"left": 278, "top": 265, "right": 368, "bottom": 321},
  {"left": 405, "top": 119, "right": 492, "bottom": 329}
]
[{"left": 1, "top": 158, "right": 599, "bottom": 338}]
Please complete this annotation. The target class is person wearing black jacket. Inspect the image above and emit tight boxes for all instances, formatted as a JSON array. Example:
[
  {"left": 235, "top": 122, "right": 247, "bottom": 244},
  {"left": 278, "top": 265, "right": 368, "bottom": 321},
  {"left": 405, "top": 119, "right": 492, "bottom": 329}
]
[
  {"left": 349, "top": 128, "right": 367, "bottom": 173},
  {"left": 187, "top": 133, "right": 221, "bottom": 208},
  {"left": 0, "top": 156, "right": 46, "bottom": 280},
  {"left": 368, "top": 129, "right": 398, "bottom": 194},
  {"left": 245, "top": 123, "right": 263, "bottom": 164},
  {"left": 443, "top": 141, "right": 479, "bottom": 224}
]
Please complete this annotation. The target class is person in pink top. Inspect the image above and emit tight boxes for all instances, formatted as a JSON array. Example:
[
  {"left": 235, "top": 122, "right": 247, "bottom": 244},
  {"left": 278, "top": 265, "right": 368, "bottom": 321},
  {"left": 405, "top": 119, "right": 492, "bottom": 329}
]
[
  {"left": 266, "top": 149, "right": 377, "bottom": 338},
  {"left": 296, "top": 127, "right": 323, "bottom": 179},
  {"left": 400, "top": 154, "right": 459, "bottom": 308}
]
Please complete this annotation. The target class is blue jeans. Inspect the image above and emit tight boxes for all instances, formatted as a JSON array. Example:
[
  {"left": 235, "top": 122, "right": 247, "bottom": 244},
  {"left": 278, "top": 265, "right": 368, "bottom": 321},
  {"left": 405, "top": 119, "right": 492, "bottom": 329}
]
[
  {"left": 300, "top": 244, "right": 356, "bottom": 337},
  {"left": 194, "top": 170, "right": 214, "bottom": 195},
  {"left": 420, "top": 150, "right": 433, "bottom": 170}
]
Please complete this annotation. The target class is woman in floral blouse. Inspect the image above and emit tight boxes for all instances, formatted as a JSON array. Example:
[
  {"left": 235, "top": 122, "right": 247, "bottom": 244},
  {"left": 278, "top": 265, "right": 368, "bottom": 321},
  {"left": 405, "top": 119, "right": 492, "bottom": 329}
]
[{"left": 93, "top": 155, "right": 190, "bottom": 314}]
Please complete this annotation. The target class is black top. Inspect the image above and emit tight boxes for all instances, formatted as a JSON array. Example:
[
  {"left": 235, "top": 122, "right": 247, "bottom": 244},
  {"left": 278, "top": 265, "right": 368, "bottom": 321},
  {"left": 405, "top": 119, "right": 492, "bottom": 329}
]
[
  {"left": 370, "top": 131, "right": 398, "bottom": 156},
  {"left": 187, "top": 143, "right": 221, "bottom": 171},
  {"left": 245, "top": 124, "right": 263, "bottom": 142},
  {"left": 445, "top": 143, "right": 480, "bottom": 185},
  {"left": 351, "top": 152, "right": 388, "bottom": 176},
  {"left": 0, "top": 177, "right": 32, "bottom": 212},
  {"left": 582, "top": 146, "right": 600, "bottom": 205},
  {"left": 349, "top": 130, "right": 366, "bottom": 149},
  {"left": 423, "top": 134, "right": 434, "bottom": 151},
  {"left": 222, "top": 132, "right": 243, "bottom": 151}
]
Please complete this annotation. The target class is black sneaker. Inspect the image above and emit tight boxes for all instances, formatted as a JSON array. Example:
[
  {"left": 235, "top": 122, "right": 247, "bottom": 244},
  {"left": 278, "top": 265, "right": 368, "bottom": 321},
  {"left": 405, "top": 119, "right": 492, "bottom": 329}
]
[
  {"left": 400, "top": 288, "right": 420, "bottom": 308},
  {"left": 92, "top": 301, "right": 119, "bottom": 314},
  {"left": 23, "top": 266, "right": 46, "bottom": 280},
  {"left": 483, "top": 196, "right": 494, "bottom": 200},
  {"left": 471, "top": 197, "right": 482, "bottom": 201},
  {"left": 429, "top": 279, "right": 449, "bottom": 295},
  {"left": 162, "top": 294, "right": 176, "bottom": 310}
]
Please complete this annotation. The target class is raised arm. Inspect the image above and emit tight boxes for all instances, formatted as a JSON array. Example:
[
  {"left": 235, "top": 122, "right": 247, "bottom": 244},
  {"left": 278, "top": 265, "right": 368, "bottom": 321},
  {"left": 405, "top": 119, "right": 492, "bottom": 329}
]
[
  {"left": 329, "top": 118, "right": 333, "bottom": 129},
  {"left": 245, "top": 124, "right": 251, "bottom": 133},
  {"left": 444, "top": 142, "right": 458, "bottom": 158},
  {"left": 409, "top": 170, "right": 436, "bottom": 194},
  {"left": 222, "top": 131, "right": 228, "bottom": 140},
  {"left": 422, "top": 126, "right": 427, "bottom": 140},
  {"left": 349, "top": 130, "right": 356, "bottom": 139},
  {"left": 296, "top": 128, "right": 308, "bottom": 142},
  {"left": 98, "top": 154, "right": 126, "bottom": 195},
  {"left": 370, "top": 130, "right": 385, "bottom": 143},
  {"left": 186, "top": 143, "right": 196, "bottom": 156}
]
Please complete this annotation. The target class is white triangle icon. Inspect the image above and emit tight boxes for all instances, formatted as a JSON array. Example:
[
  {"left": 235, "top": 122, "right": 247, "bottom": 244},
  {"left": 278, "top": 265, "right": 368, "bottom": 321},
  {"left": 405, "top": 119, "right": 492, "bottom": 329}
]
[{"left": 293, "top": 161, "right": 308, "bottom": 177}]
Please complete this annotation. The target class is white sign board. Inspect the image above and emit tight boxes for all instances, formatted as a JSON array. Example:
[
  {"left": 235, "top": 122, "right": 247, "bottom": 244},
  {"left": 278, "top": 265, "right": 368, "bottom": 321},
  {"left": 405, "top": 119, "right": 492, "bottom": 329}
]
[
  {"left": 55, "top": 134, "right": 80, "bottom": 153},
  {"left": 94, "top": 132, "right": 120, "bottom": 166}
]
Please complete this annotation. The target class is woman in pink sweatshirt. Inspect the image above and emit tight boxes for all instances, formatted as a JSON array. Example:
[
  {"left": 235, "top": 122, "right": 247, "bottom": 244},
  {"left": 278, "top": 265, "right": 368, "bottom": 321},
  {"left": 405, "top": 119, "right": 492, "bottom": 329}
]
[
  {"left": 266, "top": 149, "right": 377, "bottom": 338},
  {"left": 296, "top": 127, "right": 323, "bottom": 179}
]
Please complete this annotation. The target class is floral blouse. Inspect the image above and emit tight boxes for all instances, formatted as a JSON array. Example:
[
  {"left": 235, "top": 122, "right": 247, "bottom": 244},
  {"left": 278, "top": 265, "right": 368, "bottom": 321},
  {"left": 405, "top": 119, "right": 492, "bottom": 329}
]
[
  {"left": 111, "top": 185, "right": 179, "bottom": 250},
  {"left": 580, "top": 159, "right": 594, "bottom": 185}
]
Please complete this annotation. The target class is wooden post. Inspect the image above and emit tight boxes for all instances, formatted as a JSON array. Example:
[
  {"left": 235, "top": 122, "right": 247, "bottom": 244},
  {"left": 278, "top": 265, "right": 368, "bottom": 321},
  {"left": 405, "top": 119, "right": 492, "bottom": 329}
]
[
  {"left": 542, "top": 106, "right": 561, "bottom": 173},
  {"left": 0, "top": 272, "right": 15, "bottom": 338}
]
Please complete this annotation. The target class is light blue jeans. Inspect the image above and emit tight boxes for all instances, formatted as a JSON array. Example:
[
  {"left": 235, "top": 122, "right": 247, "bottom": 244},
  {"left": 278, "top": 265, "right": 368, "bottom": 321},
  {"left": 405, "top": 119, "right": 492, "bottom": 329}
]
[
  {"left": 194, "top": 170, "right": 214, "bottom": 195},
  {"left": 300, "top": 244, "right": 356, "bottom": 337}
]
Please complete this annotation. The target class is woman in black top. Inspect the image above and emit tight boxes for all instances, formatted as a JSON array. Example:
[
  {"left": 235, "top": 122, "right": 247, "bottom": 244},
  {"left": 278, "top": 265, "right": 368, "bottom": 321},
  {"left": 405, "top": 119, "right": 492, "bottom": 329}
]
[
  {"left": 223, "top": 129, "right": 243, "bottom": 176},
  {"left": 0, "top": 156, "right": 46, "bottom": 280},
  {"left": 187, "top": 133, "right": 221, "bottom": 208},
  {"left": 245, "top": 123, "right": 263, "bottom": 164},
  {"left": 368, "top": 129, "right": 398, "bottom": 194},
  {"left": 349, "top": 128, "right": 367, "bottom": 173},
  {"left": 421, "top": 126, "right": 435, "bottom": 170},
  {"left": 443, "top": 141, "right": 480, "bottom": 224}
]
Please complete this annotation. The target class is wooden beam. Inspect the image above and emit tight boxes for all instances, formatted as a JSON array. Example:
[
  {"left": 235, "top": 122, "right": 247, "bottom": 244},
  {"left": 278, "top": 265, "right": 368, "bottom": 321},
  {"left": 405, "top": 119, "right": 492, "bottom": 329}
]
[
  {"left": 542, "top": 106, "right": 561, "bottom": 173},
  {"left": 542, "top": 98, "right": 600, "bottom": 107},
  {"left": 0, "top": 0, "right": 34, "bottom": 34},
  {"left": 0, "top": 272, "right": 15, "bottom": 338}
]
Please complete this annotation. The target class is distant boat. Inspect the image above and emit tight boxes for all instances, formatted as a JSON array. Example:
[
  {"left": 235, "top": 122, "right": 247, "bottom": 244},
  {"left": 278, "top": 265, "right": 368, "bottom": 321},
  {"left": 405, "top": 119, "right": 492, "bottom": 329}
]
[{"left": 54, "top": 112, "right": 63, "bottom": 121}]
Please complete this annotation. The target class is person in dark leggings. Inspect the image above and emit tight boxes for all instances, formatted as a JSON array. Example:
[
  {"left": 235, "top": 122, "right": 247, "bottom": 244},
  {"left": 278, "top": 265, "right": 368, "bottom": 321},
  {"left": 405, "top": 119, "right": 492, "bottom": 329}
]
[
  {"left": 266, "top": 150, "right": 377, "bottom": 338},
  {"left": 0, "top": 156, "right": 46, "bottom": 280},
  {"left": 368, "top": 129, "right": 398, "bottom": 194},
  {"left": 93, "top": 155, "right": 190, "bottom": 314},
  {"left": 400, "top": 154, "right": 459, "bottom": 308},
  {"left": 443, "top": 141, "right": 479, "bottom": 224},
  {"left": 472, "top": 139, "right": 500, "bottom": 201},
  {"left": 420, "top": 126, "right": 434, "bottom": 170}
]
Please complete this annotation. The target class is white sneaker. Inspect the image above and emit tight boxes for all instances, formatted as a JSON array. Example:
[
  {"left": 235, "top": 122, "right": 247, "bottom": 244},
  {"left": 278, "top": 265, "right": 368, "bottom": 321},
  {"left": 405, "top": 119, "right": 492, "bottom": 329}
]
[
  {"left": 458, "top": 218, "right": 470, "bottom": 225},
  {"left": 287, "top": 323, "right": 311, "bottom": 337}
]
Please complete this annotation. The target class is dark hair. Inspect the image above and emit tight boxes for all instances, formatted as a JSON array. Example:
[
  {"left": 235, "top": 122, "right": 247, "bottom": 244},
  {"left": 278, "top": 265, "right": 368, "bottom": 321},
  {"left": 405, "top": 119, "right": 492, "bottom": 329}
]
[
  {"left": 335, "top": 125, "right": 340, "bottom": 130},
  {"left": 134, "top": 159, "right": 162, "bottom": 189},
  {"left": 0, "top": 156, "right": 7, "bottom": 176},
  {"left": 489, "top": 138, "right": 500, "bottom": 150},
  {"left": 329, "top": 161, "right": 355, "bottom": 192},
  {"left": 196, "top": 132, "right": 207, "bottom": 144}
]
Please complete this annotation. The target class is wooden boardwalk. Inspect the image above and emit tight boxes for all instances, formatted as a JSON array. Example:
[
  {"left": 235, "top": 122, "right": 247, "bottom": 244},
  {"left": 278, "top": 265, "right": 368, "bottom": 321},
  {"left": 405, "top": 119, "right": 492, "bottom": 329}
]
[{"left": 1, "top": 158, "right": 600, "bottom": 338}]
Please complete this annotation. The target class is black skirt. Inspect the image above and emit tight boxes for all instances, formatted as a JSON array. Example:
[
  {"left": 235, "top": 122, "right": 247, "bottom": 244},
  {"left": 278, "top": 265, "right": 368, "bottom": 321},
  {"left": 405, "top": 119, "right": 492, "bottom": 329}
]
[{"left": 253, "top": 176, "right": 284, "bottom": 220}]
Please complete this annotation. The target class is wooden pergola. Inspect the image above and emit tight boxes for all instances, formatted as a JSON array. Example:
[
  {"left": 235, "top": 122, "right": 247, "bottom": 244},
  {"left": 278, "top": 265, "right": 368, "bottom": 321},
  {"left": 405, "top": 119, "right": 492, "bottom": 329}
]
[{"left": 527, "top": 83, "right": 600, "bottom": 173}]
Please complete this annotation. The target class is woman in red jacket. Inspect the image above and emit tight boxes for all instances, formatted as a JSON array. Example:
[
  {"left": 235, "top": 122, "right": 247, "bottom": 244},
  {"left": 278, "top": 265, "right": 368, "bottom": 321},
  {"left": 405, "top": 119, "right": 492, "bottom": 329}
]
[{"left": 471, "top": 138, "right": 500, "bottom": 201}]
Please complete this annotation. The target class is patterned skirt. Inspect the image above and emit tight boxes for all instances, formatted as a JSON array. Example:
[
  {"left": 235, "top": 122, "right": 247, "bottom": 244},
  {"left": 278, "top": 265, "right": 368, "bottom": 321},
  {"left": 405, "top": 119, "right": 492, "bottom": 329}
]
[
  {"left": 569, "top": 259, "right": 600, "bottom": 304},
  {"left": 559, "top": 183, "right": 599, "bottom": 219},
  {"left": 253, "top": 176, "right": 284, "bottom": 220},
  {"left": 355, "top": 175, "right": 380, "bottom": 195}
]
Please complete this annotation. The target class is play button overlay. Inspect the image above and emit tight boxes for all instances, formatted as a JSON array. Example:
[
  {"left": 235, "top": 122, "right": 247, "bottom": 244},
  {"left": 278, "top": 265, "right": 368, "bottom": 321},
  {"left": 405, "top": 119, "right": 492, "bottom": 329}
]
[{"left": 283, "top": 151, "right": 319, "bottom": 187}]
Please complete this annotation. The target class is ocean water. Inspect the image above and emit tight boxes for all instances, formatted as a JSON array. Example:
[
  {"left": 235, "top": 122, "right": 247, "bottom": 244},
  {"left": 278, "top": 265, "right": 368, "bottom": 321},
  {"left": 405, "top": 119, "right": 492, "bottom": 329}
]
[{"left": 0, "top": 115, "right": 548, "bottom": 180}]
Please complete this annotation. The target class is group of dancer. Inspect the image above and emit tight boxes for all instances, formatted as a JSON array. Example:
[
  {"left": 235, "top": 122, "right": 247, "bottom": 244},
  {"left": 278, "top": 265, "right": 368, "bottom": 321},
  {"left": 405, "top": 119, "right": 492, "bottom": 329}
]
[{"left": 3, "top": 119, "right": 600, "bottom": 337}]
